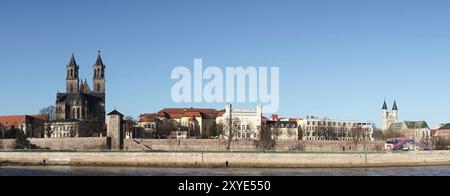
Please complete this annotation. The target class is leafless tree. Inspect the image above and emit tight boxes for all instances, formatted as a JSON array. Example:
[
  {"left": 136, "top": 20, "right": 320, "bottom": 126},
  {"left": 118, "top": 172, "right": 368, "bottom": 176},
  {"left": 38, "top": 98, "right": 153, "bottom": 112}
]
[
  {"left": 154, "top": 121, "right": 176, "bottom": 139},
  {"left": 254, "top": 125, "right": 276, "bottom": 150},
  {"left": 124, "top": 116, "right": 137, "bottom": 138},
  {"left": 221, "top": 117, "right": 241, "bottom": 151},
  {"left": 351, "top": 125, "right": 366, "bottom": 148},
  {"left": 78, "top": 120, "right": 105, "bottom": 137},
  {"left": 316, "top": 119, "right": 336, "bottom": 140},
  {"left": 39, "top": 106, "right": 56, "bottom": 138},
  {"left": 382, "top": 130, "right": 405, "bottom": 139}
]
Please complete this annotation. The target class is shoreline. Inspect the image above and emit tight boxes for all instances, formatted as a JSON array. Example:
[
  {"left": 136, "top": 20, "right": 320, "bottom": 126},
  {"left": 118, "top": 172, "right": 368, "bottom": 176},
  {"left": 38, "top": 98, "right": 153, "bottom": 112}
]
[{"left": 1, "top": 151, "right": 450, "bottom": 168}]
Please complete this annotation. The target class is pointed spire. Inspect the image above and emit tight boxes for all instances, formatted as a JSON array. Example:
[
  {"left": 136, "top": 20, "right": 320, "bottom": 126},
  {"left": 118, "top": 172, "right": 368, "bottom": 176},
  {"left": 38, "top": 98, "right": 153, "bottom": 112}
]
[
  {"left": 382, "top": 100, "right": 388, "bottom": 110},
  {"left": 67, "top": 53, "right": 78, "bottom": 67},
  {"left": 392, "top": 101, "right": 398, "bottom": 111},
  {"left": 94, "top": 50, "right": 104, "bottom": 66}
]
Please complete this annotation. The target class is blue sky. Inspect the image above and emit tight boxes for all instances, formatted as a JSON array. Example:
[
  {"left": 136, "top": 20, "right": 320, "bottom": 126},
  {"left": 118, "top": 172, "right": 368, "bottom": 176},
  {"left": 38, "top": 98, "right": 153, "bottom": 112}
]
[{"left": 0, "top": 0, "right": 449, "bottom": 127}]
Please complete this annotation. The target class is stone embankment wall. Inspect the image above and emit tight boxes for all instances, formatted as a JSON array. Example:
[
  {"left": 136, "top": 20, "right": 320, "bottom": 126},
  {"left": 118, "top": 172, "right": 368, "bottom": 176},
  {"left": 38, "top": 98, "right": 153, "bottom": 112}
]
[
  {"left": 2, "top": 151, "right": 450, "bottom": 168},
  {"left": 1, "top": 138, "right": 384, "bottom": 152},
  {"left": 124, "top": 139, "right": 385, "bottom": 152},
  {"left": 0, "top": 138, "right": 109, "bottom": 150}
]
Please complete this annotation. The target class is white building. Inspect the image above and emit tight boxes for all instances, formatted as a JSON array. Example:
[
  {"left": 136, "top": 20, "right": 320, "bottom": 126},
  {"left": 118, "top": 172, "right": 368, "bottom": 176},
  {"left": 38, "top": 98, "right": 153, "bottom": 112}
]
[
  {"left": 49, "top": 121, "right": 79, "bottom": 138},
  {"left": 298, "top": 117, "right": 375, "bottom": 141},
  {"left": 216, "top": 104, "right": 263, "bottom": 140}
]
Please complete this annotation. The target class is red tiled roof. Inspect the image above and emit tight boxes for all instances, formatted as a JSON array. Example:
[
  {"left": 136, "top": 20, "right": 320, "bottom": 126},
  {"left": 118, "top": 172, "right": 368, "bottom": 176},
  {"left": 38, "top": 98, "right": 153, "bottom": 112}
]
[
  {"left": 271, "top": 114, "right": 279, "bottom": 121},
  {"left": 0, "top": 115, "right": 46, "bottom": 128}
]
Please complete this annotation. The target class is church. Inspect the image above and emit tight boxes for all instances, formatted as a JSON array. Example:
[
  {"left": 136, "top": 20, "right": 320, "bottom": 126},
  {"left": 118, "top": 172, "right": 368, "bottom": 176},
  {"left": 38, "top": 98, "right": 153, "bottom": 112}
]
[{"left": 49, "top": 53, "right": 106, "bottom": 138}]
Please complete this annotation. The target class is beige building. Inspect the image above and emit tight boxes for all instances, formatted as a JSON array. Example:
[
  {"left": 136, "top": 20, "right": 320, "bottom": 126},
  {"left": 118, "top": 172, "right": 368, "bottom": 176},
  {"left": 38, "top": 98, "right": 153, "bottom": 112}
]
[
  {"left": 138, "top": 108, "right": 220, "bottom": 138},
  {"left": 435, "top": 123, "right": 450, "bottom": 140},
  {"left": 298, "top": 117, "right": 374, "bottom": 141},
  {"left": 388, "top": 121, "right": 431, "bottom": 142}
]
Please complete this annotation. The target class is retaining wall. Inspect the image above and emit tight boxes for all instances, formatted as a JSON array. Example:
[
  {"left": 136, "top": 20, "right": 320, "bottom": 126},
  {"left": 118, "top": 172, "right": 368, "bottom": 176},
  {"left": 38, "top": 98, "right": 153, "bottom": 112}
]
[{"left": 1, "top": 151, "right": 450, "bottom": 168}]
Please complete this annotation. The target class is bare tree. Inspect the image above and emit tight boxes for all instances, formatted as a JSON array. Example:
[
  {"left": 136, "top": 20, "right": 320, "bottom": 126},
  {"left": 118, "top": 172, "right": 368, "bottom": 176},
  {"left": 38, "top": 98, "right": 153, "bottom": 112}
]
[
  {"left": 382, "top": 130, "right": 405, "bottom": 139},
  {"left": 254, "top": 125, "right": 276, "bottom": 150},
  {"left": 316, "top": 119, "right": 335, "bottom": 140},
  {"left": 154, "top": 121, "right": 176, "bottom": 139},
  {"left": 124, "top": 116, "right": 137, "bottom": 139},
  {"left": 39, "top": 106, "right": 56, "bottom": 138},
  {"left": 351, "top": 125, "right": 365, "bottom": 147},
  {"left": 78, "top": 120, "right": 105, "bottom": 137},
  {"left": 221, "top": 117, "right": 241, "bottom": 151}
]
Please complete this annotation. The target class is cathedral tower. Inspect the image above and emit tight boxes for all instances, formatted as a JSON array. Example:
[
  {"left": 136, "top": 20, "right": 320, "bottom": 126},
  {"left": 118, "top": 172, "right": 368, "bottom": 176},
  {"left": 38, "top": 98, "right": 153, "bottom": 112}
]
[
  {"left": 66, "top": 54, "right": 80, "bottom": 93},
  {"left": 93, "top": 51, "right": 106, "bottom": 94}
]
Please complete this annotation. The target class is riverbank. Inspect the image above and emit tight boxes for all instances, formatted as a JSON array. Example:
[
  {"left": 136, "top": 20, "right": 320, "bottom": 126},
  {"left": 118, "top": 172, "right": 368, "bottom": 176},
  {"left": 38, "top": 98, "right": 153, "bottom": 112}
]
[{"left": 1, "top": 151, "right": 450, "bottom": 168}]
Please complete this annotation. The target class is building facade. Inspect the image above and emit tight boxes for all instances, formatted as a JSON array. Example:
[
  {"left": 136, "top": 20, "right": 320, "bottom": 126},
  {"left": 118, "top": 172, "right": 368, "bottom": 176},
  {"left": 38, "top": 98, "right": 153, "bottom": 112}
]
[
  {"left": 138, "top": 108, "right": 220, "bottom": 138},
  {"left": 216, "top": 104, "right": 263, "bottom": 140},
  {"left": 0, "top": 115, "right": 46, "bottom": 137},
  {"left": 381, "top": 101, "right": 399, "bottom": 131},
  {"left": 435, "top": 123, "right": 450, "bottom": 140},
  {"left": 388, "top": 121, "right": 431, "bottom": 142},
  {"left": 297, "top": 117, "right": 375, "bottom": 141},
  {"left": 50, "top": 53, "right": 106, "bottom": 138}
]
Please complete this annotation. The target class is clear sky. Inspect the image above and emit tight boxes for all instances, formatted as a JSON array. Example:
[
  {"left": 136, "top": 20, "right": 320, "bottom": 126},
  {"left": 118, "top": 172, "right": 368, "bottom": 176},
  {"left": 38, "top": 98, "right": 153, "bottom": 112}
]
[{"left": 0, "top": 0, "right": 449, "bottom": 127}]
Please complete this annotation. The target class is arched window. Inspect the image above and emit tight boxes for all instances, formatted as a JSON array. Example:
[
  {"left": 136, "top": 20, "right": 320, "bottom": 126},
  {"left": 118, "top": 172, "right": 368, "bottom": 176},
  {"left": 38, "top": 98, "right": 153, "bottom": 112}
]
[
  {"left": 73, "top": 109, "right": 76, "bottom": 119},
  {"left": 101, "top": 69, "right": 104, "bottom": 78},
  {"left": 81, "top": 108, "right": 85, "bottom": 119},
  {"left": 70, "top": 69, "right": 73, "bottom": 78},
  {"left": 77, "top": 108, "right": 81, "bottom": 119}
]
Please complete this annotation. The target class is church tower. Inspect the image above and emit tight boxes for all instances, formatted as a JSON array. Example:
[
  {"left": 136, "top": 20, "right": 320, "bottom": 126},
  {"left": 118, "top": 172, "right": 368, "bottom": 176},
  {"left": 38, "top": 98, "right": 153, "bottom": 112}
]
[
  {"left": 66, "top": 54, "right": 79, "bottom": 93},
  {"left": 381, "top": 100, "right": 399, "bottom": 131},
  {"left": 93, "top": 51, "right": 106, "bottom": 94}
]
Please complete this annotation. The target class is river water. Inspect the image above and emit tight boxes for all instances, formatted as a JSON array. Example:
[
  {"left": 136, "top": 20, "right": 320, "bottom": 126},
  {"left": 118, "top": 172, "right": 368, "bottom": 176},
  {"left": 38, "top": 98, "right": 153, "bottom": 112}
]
[{"left": 1, "top": 166, "right": 450, "bottom": 176}]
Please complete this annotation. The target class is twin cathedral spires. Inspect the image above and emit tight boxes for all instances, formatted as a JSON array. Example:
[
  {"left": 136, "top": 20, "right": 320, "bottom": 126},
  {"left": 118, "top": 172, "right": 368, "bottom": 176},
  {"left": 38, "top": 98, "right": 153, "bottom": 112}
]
[{"left": 66, "top": 52, "right": 106, "bottom": 94}]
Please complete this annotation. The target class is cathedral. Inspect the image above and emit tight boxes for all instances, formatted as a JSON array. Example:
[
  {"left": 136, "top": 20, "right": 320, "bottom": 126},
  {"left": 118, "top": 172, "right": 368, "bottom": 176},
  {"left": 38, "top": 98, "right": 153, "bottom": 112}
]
[
  {"left": 50, "top": 53, "right": 106, "bottom": 138},
  {"left": 381, "top": 100, "right": 398, "bottom": 131}
]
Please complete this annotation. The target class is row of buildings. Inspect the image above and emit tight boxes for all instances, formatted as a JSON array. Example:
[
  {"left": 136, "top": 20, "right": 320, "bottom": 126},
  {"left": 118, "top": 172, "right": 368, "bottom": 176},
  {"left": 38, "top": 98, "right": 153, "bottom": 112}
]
[
  {"left": 1, "top": 54, "right": 450, "bottom": 146},
  {"left": 136, "top": 104, "right": 375, "bottom": 142}
]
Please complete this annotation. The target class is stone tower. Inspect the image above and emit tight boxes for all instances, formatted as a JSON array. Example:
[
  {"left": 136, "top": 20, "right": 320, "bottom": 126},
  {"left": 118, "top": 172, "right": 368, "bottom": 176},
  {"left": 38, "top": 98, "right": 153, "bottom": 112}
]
[
  {"left": 107, "top": 110, "right": 124, "bottom": 150},
  {"left": 381, "top": 100, "right": 399, "bottom": 131},
  {"left": 66, "top": 54, "right": 79, "bottom": 93},
  {"left": 93, "top": 51, "right": 106, "bottom": 94}
]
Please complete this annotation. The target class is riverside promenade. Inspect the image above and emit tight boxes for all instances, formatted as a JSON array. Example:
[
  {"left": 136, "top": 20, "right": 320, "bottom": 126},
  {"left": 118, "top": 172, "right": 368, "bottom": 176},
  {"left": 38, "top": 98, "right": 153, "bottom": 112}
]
[{"left": 1, "top": 151, "right": 450, "bottom": 168}]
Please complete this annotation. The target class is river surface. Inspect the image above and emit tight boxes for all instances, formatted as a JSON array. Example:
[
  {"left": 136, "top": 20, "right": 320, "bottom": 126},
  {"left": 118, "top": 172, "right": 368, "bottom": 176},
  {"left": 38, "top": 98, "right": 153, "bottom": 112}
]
[{"left": 1, "top": 166, "right": 450, "bottom": 176}]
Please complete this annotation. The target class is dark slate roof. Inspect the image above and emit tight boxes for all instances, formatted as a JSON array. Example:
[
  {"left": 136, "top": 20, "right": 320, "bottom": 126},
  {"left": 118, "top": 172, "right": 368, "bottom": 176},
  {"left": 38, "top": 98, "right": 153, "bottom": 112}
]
[
  {"left": 94, "top": 54, "right": 105, "bottom": 67},
  {"left": 438, "top": 123, "right": 450, "bottom": 130},
  {"left": 56, "top": 92, "right": 104, "bottom": 104},
  {"left": 108, "top": 110, "right": 124, "bottom": 116},
  {"left": 392, "top": 101, "right": 398, "bottom": 111},
  {"left": 389, "top": 121, "right": 429, "bottom": 130},
  {"left": 382, "top": 101, "right": 388, "bottom": 110},
  {"left": 67, "top": 54, "right": 78, "bottom": 67}
]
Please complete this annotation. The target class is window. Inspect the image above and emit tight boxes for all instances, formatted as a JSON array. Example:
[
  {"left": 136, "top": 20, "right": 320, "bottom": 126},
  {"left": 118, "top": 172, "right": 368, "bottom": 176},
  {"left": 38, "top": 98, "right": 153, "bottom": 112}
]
[{"left": 97, "top": 83, "right": 101, "bottom": 92}]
